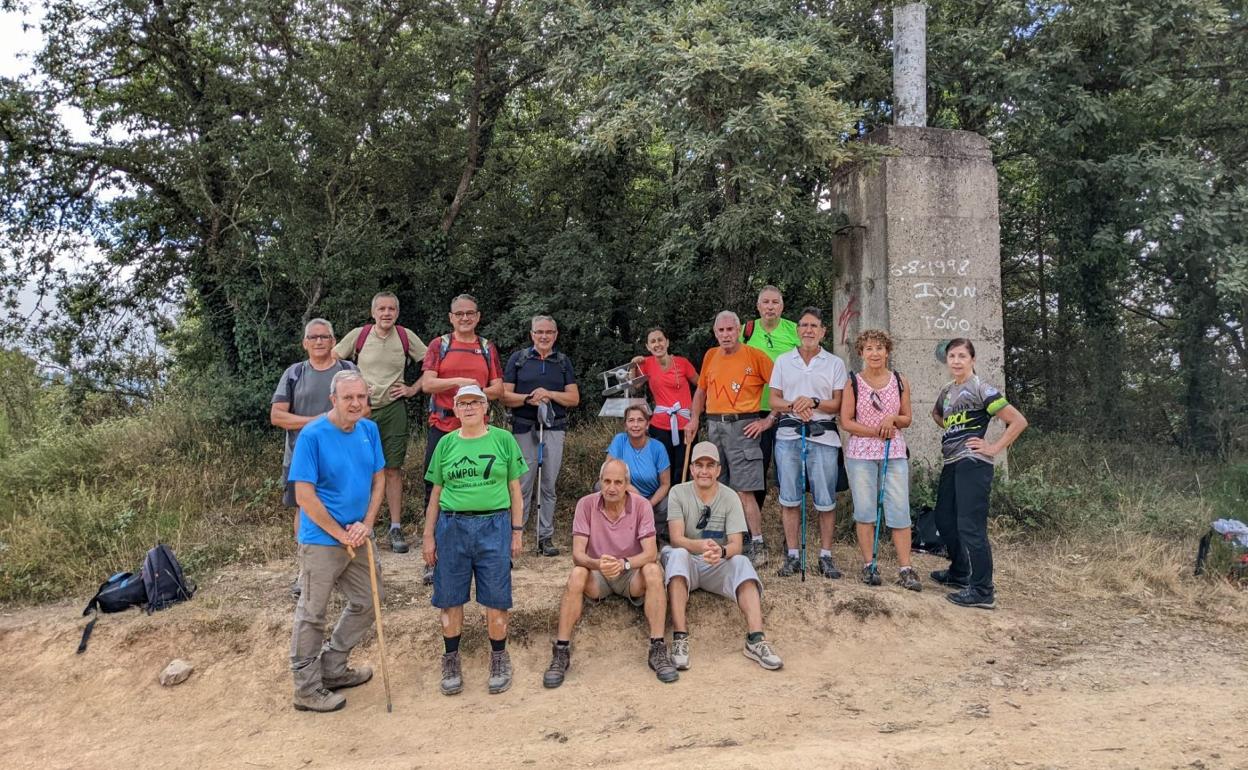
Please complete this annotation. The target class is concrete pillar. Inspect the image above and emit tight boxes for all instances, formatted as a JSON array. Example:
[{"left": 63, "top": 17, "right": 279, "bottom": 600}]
[
  {"left": 829, "top": 126, "right": 1006, "bottom": 472},
  {"left": 893, "top": 3, "right": 927, "bottom": 127}
]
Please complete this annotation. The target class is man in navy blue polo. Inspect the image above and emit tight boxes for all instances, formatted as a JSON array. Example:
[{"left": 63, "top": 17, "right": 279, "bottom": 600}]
[{"left": 502, "top": 315, "right": 579, "bottom": 556}]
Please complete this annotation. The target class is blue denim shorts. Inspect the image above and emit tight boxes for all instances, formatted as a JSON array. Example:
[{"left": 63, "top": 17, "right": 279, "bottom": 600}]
[
  {"left": 846, "top": 458, "right": 911, "bottom": 528},
  {"left": 431, "top": 510, "right": 512, "bottom": 610},
  {"left": 774, "top": 439, "right": 840, "bottom": 511}
]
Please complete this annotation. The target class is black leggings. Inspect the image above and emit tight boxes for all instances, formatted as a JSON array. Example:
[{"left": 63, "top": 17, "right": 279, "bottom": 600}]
[
  {"left": 648, "top": 424, "right": 694, "bottom": 485},
  {"left": 933, "top": 458, "right": 995, "bottom": 592}
]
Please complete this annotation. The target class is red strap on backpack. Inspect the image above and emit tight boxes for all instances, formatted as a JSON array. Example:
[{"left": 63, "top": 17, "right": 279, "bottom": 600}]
[{"left": 354, "top": 324, "right": 410, "bottom": 358}]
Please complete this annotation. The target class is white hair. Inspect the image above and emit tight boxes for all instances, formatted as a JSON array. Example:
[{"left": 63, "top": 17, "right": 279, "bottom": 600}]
[
  {"left": 599, "top": 457, "right": 631, "bottom": 485},
  {"left": 714, "top": 310, "right": 741, "bottom": 327},
  {"left": 304, "top": 318, "right": 335, "bottom": 337},
  {"left": 330, "top": 370, "right": 368, "bottom": 396}
]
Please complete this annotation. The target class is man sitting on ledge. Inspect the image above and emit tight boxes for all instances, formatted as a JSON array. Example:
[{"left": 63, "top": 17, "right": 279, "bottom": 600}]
[{"left": 542, "top": 458, "right": 679, "bottom": 688}]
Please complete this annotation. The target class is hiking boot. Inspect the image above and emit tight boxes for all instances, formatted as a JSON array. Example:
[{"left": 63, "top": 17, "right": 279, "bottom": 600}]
[
  {"left": 422, "top": 565, "right": 434, "bottom": 586},
  {"left": 860, "top": 563, "right": 882, "bottom": 586},
  {"left": 743, "top": 637, "right": 783, "bottom": 671},
  {"left": 946, "top": 587, "right": 996, "bottom": 610},
  {"left": 292, "top": 687, "right": 346, "bottom": 713},
  {"left": 897, "top": 566, "right": 922, "bottom": 592},
  {"left": 440, "top": 651, "right": 463, "bottom": 696},
  {"left": 930, "top": 569, "right": 969, "bottom": 589},
  {"left": 389, "top": 527, "right": 409, "bottom": 554},
  {"left": 670, "top": 636, "right": 691, "bottom": 670},
  {"left": 290, "top": 575, "right": 302, "bottom": 599},
  {"left": 487, "top": 649, "right": 513, "bottom": 694},
  {"left": 537, "top": 537, "right": 560, "bottom": 557},
  {"left": 543, "top": 643, "right": 571, "bottom": 689},
  {"left": 322, "top": 666, "right": 373, "bottom": 691},
  {"left": 648, "top": 639, "right": 679, "bottom": 684},
  {"left": 819, "top": 555, "right": 843, "bottom": 579},
  {"left": 776, "top": 554, "right": 801, "bottom": 577},
  {"left": 749, "top": 540, "right": 768, "bottom": 568}
]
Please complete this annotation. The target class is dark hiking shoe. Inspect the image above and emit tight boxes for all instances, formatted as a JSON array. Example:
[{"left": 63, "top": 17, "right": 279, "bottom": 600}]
[
  {"left": 440, "top": 651, "right": 463, "bottom": 696},
  {"left": 293, "top": 687, "right": 345, "bottom": 713},
  {"left": 749, "top": 540, "right": 768, "bottom": 569},
  {"left": 897, "top": 567, "right": 922, "bottom": 592},
  {"left": 930, "top": 569, "right": 970, "bottom": 589},
  {"left": 422, "top": 565, "right": 434, "bottom": 586},
  {"left": 389, "top": 527, "right": 409, "bottom": 554},
  {"left": 648, "top": 639, "right": 679, "bottom": 684},
  {"left": 488, "top": 649, "right": 513, "bottom": 694},
  {"left": 776, "top": 554, "right": 801, "bottom": 577},
  {"left": 290, "top": 575, "right": 302, "bottom": 599},
  {"left": 860, "top": 564, "right": 883, "bottom": 586},
  {"left": 537, "top": 538, "right": 560, "bottom": 557},
  {"left": 544, "top": 643, "right": 571, "bottom": 689},
  {"left": 323, "top": 666, "right": 373, "bottom": 691},
  {"left": 819, "top": 555, "right": 843, "bottom": 579},
  {"left": 743, "top": 637, "right": 783, "bottom": 670},
  {"left": 946, "top": 587, "right": 996, "bottom": 610}
]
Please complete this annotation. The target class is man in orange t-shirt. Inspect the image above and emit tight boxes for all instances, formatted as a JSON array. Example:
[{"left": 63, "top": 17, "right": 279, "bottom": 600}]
[{"left": 683, "top": 311, "right": 775, "bottom": 568}]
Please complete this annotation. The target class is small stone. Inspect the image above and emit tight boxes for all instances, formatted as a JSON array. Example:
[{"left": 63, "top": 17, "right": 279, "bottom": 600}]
[
  {"left": 991, "top": 676, "right": 1006, "bottom": 687},
  {"left": 159, "top": 658, "right": 193, "bottom": 686}
]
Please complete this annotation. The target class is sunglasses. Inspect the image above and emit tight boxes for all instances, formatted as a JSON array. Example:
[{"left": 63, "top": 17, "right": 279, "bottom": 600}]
[
  {"left": 869, "top": 390, "right": 884, "bottom": 412},
  {"left": 697, "top": 505, "right": 711, "bottom": 530}
]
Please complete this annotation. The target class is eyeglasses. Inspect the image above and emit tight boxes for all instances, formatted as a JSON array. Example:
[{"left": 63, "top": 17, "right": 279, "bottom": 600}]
[
  {"left": 869, "top": 391, "right": 884, "bottom": 412},
  {"left": 531, "top": 330, "right": 557, "bottom": 336},
  {"left": 697, "top": 505, "right": 711, "bottom": 530},
  {"left": 304, "top": 334, "right": 333, "bottom": 341},
  {"left": 451, "top": 310, "right": 479, "bottom": 318},
  {"left": 455, "top": 401, "right": 485, "bottom": 410}
]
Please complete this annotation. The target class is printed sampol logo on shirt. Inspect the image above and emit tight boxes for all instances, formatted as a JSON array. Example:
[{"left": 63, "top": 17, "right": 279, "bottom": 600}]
[{"left": 447, "top": 454, "right": 498, "bottom": 482}]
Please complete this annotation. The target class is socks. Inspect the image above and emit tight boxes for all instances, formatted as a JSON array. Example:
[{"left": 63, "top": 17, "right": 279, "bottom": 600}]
[
  {"left": 390, "top": 523, "right": 401, "bottom": 531},
  {"left": 673, "top": 631, "right": 688, "bottom": 640},
  {"left": 444, "top": 635, "right": 461, "bottom": 654},
  {"left": 555, "top": 640, "right": 570, "bottom": 649},
  {"left": 490, "top": 637, "right": 507, "bottom": 653},
  {"left": 820, "top": 549, "right": 831, "bottom": 558},
  {"left": 752, "top": 534, "right": 764, "bottom": 543},
  {"left": 788, "top": 549, "right": 799, "bottom": 558},
  {"left": 650, "top": 637, "right": 664, "bottom": 645},
  {"left": 746, "top": 631, "right": 765, "bottom": 644}
]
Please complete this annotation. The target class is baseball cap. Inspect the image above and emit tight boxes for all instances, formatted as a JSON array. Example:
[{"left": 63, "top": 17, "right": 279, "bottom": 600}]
[
  {"left": 453, "top": 384, "right": 487, "bottom": 403},
  {"left": 690, "top": 441, "right": 719, "bottom": 464}
]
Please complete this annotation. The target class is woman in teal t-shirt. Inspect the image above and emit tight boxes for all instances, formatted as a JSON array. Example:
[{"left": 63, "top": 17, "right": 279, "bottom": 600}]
[{"left": 423, "top": 384, "right": 527, "bottom": 697}]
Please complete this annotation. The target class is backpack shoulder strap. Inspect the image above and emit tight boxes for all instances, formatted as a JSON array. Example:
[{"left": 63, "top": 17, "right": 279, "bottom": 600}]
[
  {"left": 849, "top": 370, "right": 859, "bottom": 400},
  {"left": 285, "top": 361, "right": 307, "bottom": 405},
  {"left": 744, "top": 320, "right": 755, "bottom": 341},
  {"left": 353, "top": 324, "right": 374, "bottom": 358},
  {"left": 438, "top": 333, "right": 452, "bottom": 360},
  {"left": 396, "top": 325, "right": 411, "bottom": 357},
  {"left": 894, "top": 369, "right": 904, "bottom": 395}
]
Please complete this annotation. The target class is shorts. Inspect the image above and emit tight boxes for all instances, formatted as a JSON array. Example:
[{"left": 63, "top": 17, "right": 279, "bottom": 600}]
[
  {"left": 774, "top": 439, "right": 840, "bottom": 511},
  {"left": 431, "top": 511, "right": 512, "bottom": 610},
  {"left": 660, "top": 546, "right": 762, "bottom": 600},
  {"left": 591, "top": 568, "right": 645, "bottom": 607},
  {"left": 706, "top": 418, "right": 764, "bottom": 492},
  {"left": 846, "top": 457, "right": 911, "bottom": 529},
  {"left": 371, "top": 399, "right": 409, "bottom": 469}
]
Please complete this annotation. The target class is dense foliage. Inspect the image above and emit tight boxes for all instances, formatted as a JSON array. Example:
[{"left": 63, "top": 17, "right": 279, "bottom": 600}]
[{"left": 1, "top": 0, "right": 1245, "bottom": 451}]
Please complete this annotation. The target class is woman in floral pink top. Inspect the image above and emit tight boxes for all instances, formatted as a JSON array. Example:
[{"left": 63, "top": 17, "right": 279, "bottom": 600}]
[{"left": 839, "top": 329, "right": 921, "bottom": 591}]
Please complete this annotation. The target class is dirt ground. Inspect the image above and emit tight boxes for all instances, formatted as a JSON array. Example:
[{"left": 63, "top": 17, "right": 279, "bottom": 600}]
[{"left": 3, "top": 540, "right": 1246, "bottom": 770}]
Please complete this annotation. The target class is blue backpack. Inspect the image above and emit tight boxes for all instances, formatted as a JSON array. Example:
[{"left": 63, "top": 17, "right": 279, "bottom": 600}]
[{"left": 77, "top": 544, "right": 195, "bottom": 653}]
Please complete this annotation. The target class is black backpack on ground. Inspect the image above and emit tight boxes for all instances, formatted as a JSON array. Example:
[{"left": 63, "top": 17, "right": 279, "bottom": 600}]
[
  {"left": 911, "top": 505, "right": 947, "bottom": 557},
  {"left": 77, "top": 544, "right": 196, "bottom": 653}
]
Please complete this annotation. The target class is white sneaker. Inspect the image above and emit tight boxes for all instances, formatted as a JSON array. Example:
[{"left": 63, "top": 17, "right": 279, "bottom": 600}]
[
  {"left": 743, "top": 637, "right": 783, "bottom": 670},
  {"left": 670, "top": 636, "right": 691, "bottom": 670}
]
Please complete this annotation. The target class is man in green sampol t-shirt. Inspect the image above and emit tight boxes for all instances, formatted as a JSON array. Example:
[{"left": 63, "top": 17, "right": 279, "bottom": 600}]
[{"left": 741, "top": 285, "right": 800, "bottom": 525}]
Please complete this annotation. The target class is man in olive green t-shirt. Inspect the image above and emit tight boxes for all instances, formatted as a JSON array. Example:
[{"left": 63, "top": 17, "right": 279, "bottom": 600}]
[{"left": 334, "top": 291, "right": 428, "bottom": 553}]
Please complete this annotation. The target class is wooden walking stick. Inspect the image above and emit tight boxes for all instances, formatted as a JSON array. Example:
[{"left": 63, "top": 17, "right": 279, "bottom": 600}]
[
  {"left": 345, "top": 540, "right": 393, "bottom": 712},
  {"left": 681, "top": 439, "right": 693, "bottom": 483}
]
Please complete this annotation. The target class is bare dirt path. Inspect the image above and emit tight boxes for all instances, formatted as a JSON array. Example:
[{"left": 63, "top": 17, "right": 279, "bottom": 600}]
[{"left": 3, "top": 544, "right": 1246, "bottom": 769}]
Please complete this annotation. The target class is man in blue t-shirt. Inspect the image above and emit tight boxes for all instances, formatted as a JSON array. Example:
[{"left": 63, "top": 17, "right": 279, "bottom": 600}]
[{"left": 287, "top": 370, "right": 386, "bottom": 713}]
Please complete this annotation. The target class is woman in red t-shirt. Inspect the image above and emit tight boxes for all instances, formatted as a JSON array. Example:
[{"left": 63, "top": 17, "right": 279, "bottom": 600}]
[{"left": 630, "top": 327, "right": 699, "bottom": 483}]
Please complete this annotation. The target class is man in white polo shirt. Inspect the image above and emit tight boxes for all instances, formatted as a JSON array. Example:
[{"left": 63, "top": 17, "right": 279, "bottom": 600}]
[{"left": 767, "top": 307, "right": 848, "bottom": 579}]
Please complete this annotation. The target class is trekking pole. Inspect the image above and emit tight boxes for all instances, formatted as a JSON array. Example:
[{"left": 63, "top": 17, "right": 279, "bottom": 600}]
[
  {"left": 799, "top": 423, "right": 809, "bottom": 582},
  {"left": 344, "top": 542, "right": 392, "bottom": 712},
  {"left": 532, "top": 420, "right": 545, "bottom": 536},
  {"left": 871, "top": 438, "right": 892, "bottom": 577}
]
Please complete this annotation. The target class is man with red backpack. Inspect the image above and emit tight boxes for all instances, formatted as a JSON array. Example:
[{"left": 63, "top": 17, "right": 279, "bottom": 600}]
[
  {"left": 334, "top": 292, "right": 428, "bottom": 554},
  {"left": 418, "top": 293, "right": 505, "bottom": 580}
]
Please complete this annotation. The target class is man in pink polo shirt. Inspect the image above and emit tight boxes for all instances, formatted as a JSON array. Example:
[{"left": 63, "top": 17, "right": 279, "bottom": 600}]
[{"left": 541, "top": 458, "right": 678, "bottom": 689}]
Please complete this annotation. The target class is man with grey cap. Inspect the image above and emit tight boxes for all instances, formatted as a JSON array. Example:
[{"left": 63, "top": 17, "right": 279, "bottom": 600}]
[{"left": 661, "top": 441, "right": 783, "bottom": 672}]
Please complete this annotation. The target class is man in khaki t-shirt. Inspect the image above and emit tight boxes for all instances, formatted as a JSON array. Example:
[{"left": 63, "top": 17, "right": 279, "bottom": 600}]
[{"left": 334, "top": 291, "right": 427, "bottom": 553}]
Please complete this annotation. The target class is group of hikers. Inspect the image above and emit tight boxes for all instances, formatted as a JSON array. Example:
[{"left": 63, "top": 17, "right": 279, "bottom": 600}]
[{"left": 271, "top": 287, "right": 1028, "bottom": 712}]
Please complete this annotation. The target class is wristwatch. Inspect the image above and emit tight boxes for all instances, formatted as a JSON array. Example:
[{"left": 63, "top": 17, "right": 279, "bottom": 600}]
[
  {"left": 511, "top": 525, "right": 524, "bottom": 532},
  {"left": 811, "top": 397, "right": 822, "bottom": 409},
  {"left": 623, "top": 558, "right": 632, "bottom": 572},
  {"left": 719, "top": 544, "right": 728, "bottom": 560}
]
